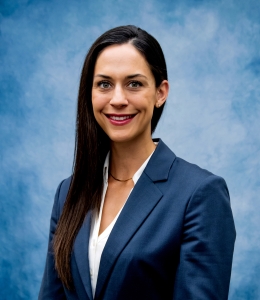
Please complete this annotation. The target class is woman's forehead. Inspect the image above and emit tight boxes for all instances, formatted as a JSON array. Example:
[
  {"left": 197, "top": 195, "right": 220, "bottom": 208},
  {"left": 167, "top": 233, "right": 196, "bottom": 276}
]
[{"left": 94, "top": 44, "right": 152, "bottom": 77}]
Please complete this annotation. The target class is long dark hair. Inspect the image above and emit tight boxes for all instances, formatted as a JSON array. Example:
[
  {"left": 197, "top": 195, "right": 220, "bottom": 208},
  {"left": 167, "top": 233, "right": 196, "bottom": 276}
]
[{"left": 53, "top": 25, "right": 168, "bottom": 289}]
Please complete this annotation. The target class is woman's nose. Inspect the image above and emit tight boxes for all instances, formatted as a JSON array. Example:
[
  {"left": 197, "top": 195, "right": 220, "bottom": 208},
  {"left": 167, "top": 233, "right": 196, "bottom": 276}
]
[{"left": 109, "top": 86, "right": 128, "bottom": 106}]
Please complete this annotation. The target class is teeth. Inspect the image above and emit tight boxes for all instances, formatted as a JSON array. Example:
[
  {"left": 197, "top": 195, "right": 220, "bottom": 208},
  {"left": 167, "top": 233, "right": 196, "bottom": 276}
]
[{"left": 110, "top": 115, "right": 131, "bottom": 121}]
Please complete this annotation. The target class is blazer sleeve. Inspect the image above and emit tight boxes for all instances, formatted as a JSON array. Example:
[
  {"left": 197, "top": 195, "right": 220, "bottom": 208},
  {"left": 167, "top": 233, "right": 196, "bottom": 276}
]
[
  {"left": 38, "top": 180, "right": 66, "bottom": 300},
  {"left": 173, "top": 175, "right": 236, "bottom": 300}
]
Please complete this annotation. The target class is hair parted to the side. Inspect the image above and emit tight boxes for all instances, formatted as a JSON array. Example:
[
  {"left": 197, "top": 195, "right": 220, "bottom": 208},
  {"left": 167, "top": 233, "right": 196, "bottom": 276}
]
[{"left": 53, "top": 25, "right": 168, "bottom": 289}]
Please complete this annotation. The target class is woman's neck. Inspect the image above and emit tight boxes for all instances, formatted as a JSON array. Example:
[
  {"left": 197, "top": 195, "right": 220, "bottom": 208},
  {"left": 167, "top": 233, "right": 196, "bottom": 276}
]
[{"left": 109, "top": 138, "right": 156, "bottom": 180}]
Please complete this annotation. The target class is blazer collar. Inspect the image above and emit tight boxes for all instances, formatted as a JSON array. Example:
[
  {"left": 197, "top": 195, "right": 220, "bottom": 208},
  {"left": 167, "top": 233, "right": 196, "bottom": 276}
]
[
  {"left": 145, "top": 138, "right": 176, "bottom": 182},
  {"left": 73, "top": 139, "right": 176, "bottom": 300}
]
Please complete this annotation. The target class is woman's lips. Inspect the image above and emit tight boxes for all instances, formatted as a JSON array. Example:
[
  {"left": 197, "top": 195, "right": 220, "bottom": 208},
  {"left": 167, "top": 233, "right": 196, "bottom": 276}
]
[{"left": 105, "top": 114, "right": 136, "bottom": 126}]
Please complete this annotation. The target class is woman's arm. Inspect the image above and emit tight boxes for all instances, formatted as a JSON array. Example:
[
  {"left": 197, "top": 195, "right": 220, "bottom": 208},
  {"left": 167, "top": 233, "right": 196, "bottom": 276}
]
[
  {"left": 173, "top": 175, "right": 236, "bottom": 300},
  {"left": 38, "top": 180, "right": 66, "bottom": 300}
]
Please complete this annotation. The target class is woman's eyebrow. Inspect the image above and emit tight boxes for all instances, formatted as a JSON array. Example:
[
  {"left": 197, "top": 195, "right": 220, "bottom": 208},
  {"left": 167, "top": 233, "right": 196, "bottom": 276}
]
[
  {"left": 127, "top": 74, "right": 147, "bottom": 79},
  {"left": 94, "top": 74, "right": 111, "bottom": 79}
]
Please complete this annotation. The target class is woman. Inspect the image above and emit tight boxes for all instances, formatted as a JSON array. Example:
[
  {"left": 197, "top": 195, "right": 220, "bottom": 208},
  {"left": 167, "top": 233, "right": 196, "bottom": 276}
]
[{"left": 39, "top": 25, "right": 236, "bottom": 300}]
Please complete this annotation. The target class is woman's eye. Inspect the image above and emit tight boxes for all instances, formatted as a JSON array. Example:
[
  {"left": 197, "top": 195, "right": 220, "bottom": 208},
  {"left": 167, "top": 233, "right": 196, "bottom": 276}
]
[
  {"left": 98, "top": 81, "right": 111, "bottom": 89},
  {"left": 129, "top": 81, "right": 142, "bottom": 88}
]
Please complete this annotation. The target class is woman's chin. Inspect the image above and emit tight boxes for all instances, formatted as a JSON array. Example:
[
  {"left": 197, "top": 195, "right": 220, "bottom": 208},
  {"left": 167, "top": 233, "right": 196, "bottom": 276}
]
[{"left": 109, "top": 135, "right": 134, "bottom": 144}]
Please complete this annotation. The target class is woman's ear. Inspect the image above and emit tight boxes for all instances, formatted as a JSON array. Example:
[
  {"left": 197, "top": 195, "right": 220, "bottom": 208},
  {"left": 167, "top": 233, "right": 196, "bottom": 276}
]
[{"left": 155, "top": 80, "right": 169, "bottom": 108}]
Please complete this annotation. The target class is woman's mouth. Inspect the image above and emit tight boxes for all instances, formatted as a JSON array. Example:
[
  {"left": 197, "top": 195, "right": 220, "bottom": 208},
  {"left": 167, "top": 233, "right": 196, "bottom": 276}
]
[{"left": 106, "top": 114, "right": 136, "bottom": 125}]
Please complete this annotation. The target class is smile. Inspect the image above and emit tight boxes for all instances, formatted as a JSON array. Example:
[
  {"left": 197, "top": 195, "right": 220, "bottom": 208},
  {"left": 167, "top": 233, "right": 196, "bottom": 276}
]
[{"left": 106, "top": 114, "right": 136, "bottom": 125}]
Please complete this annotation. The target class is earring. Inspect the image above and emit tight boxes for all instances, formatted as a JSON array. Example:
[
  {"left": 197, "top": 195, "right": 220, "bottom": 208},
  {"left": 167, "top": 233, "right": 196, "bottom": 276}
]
[{"left": 157, "top": 103, "right": 160, "bottom": 108}]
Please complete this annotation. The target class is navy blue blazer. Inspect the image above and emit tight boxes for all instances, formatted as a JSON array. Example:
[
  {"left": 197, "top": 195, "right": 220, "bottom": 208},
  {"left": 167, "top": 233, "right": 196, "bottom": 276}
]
[{"left": 39, "top": 140, "right": 236, "bottom": 300}]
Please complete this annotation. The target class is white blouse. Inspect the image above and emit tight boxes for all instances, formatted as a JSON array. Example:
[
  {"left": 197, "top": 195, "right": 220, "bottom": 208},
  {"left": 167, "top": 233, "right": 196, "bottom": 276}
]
[{"left": 88, "top": 148, "right": 156, "bottom": 296}]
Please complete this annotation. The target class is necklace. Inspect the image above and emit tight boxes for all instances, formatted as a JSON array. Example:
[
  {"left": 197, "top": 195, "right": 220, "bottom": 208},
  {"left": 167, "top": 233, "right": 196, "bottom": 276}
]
[{"left": 109, "top": 172, "right": 132, "bottom": 182}]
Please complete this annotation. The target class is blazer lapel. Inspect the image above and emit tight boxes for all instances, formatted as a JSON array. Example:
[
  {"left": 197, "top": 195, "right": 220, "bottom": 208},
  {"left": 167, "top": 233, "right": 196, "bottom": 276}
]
[
  {"left": 95, "top": 140, "right": 176, "bottom": 299},
  {"left": 73, "top": 211, "right": 93, "bottom": 300},
  {"left": 95, "top": 175, "right": 162, "bottom": 299}
]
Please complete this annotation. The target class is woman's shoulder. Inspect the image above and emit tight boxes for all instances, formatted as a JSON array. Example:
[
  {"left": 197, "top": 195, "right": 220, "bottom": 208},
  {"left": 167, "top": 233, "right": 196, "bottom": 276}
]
[
  {"left": 158, "top": 140, "right": 227, "bottom": 190},
  {"left": 173, "top": 155, "right": 228, "bottom": 193},
  {"left": 174, "top": 155, "right": 213, "bottom": 179}
]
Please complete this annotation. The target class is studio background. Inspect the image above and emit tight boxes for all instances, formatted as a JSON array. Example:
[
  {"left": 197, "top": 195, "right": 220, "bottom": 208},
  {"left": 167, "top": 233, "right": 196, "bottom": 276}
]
[{"left": 1, "top": 0, "right": 259, "bottom": 299}]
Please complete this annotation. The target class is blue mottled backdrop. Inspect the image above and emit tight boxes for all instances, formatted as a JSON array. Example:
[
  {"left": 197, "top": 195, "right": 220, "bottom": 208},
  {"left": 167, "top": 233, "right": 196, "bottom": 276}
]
[{"left": 1, "top": 0, "right": 260, "bottom": 299}]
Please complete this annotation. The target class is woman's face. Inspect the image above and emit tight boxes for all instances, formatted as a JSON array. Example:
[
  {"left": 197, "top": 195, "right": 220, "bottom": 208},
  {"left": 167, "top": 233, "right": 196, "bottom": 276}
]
[{"left": 92, "top": 43, "right": 168, "bottom": 145}]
